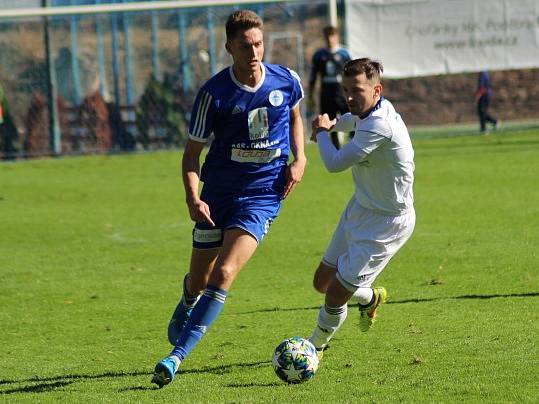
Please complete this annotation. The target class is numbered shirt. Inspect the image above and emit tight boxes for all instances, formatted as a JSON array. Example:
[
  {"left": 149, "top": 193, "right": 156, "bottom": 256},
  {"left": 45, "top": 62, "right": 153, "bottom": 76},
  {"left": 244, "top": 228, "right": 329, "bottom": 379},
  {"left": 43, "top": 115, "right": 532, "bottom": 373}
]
[{"left": 189, "top": 63, "right": 303, "bottom": 191}]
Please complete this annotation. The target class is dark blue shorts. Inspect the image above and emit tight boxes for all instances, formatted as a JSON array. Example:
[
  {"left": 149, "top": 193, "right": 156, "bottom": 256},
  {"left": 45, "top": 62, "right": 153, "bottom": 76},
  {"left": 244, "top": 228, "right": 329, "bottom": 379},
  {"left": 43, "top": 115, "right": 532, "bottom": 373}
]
[{"left": 192, "top": 187, "right": 282, "bottom": 249}]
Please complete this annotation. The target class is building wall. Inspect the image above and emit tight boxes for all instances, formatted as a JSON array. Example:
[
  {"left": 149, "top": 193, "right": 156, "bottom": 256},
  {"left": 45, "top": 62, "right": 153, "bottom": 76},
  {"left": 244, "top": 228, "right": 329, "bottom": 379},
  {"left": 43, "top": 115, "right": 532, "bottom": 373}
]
[{"left": 383, "top": 69, "right": 539, "bottom": 126}]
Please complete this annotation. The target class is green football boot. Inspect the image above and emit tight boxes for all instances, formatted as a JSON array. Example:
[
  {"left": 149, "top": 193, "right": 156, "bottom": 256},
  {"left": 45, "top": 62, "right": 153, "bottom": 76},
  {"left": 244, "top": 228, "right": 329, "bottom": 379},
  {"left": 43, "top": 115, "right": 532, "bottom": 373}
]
[{"left": 359, "top": 287, "right": 387, "bottom": 332}]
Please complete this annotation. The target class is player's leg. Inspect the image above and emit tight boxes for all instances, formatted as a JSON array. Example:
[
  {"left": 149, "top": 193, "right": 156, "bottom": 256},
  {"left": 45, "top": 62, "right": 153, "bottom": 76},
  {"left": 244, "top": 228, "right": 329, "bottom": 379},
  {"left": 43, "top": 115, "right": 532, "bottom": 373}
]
[
  {"left": 169, "top": 229, "right": 257, "bottom": 358},
  {"left": 168, "top": 191, "right": 279, "bottom": 358},
  {"left": 309, "top": 199, "right": 355, "bottom": 352},
  {"left": 156, "top": 245, "right": 220, "bottom": 387},
  {"left": 349, "top": 248, "right": 390, "bottom": 332},
  {"left": 478, "top": 97, "right": 488, "bottom": 132},
  {"left": 313, "top": 199, "right": 350, "bottom": 293},
  {"left": 153, "top": 191, "right": 281, "bottom": 387},
  {"left": 483, "top": 99, "right": 497, "bottom": 128},
  {"left": 167, "top": 247, "right": 219, "bottom": 345},
  {"left": 167, "top": 213, "right": 224, "bottom": 345},
  {"left": 309, "top": 273, "right": 353, "bottom": 352},
  {"left": 153, "top": 229, "right": 257, "bottom": 387},
  {"left": 343, "top": 207, "right": 415, "bottom": 332},
  {"left": 313, "top": 261, "right": 336, "bottom": 294}
]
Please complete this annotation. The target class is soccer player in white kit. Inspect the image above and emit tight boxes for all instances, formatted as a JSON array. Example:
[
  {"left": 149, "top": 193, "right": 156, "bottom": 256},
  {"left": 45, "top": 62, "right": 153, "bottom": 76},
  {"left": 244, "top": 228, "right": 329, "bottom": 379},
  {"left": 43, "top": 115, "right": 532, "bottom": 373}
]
[{"left": 309, "top": 58, "right": 415, "bottom": 353}]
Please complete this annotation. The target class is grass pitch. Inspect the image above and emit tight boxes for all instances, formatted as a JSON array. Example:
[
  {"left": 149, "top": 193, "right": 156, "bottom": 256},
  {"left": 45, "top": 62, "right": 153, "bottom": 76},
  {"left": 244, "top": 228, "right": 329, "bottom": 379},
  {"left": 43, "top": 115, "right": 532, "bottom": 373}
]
[{"left": 1, "top": 127, "right": 538, "bottom": 403}]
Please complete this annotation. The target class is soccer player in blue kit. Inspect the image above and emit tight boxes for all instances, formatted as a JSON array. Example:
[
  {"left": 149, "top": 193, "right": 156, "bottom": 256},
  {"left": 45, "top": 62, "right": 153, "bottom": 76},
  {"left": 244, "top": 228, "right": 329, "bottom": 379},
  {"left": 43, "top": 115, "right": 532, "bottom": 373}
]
[
  {"left": 151, "top": 10, "right": 306, "bottom": 387},
  {"left": 308, "top": 26, "right": 352, "bottom": 148}
]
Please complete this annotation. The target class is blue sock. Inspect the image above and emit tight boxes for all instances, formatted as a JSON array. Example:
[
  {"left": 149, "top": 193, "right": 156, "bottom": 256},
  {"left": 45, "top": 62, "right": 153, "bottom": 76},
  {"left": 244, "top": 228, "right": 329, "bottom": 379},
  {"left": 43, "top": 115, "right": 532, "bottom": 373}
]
[{"left": 170, "top": 285, "right": 227, "bottom": 360}]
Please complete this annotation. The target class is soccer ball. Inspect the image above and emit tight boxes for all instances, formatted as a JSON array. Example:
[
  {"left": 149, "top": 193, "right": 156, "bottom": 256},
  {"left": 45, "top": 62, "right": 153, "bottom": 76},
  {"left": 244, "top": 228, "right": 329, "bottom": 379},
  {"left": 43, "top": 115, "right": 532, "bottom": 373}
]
[{"left": 272, "top": 336, "right": 319, "bottom": 384}]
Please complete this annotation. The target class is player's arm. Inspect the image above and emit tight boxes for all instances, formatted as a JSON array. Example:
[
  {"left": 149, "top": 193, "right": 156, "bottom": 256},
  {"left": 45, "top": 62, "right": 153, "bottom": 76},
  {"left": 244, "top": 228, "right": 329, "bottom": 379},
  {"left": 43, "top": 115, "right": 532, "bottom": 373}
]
[
  {"left": 182, "top": 86, "right": 216, "bottom": 225},
  {"left": 182, "top": 138, "right": 215, "bottom": 226},
  {"left": 283, "top": 105, "right": 307, "bottom": 199},
  {"left": 311, "top": 114, "right": 388, "bottom": 173}
]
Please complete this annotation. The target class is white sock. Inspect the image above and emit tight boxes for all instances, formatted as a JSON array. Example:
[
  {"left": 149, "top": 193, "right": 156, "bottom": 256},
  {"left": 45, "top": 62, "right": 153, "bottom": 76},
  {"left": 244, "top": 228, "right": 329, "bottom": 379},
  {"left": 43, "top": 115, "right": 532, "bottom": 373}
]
[
  {"left": 309, "top": 303, "right": 348, "bottom": 350},
  {"left": 350, "top": 287, "right": 374, "bottom": 305}
]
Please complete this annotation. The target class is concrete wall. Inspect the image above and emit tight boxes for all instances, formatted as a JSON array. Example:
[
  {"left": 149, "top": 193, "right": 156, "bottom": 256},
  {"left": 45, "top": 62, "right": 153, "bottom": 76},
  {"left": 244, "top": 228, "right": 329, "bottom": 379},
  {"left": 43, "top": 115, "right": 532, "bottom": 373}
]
[{"left": 383, "top": 68, "right": 539, "bottom": 126}]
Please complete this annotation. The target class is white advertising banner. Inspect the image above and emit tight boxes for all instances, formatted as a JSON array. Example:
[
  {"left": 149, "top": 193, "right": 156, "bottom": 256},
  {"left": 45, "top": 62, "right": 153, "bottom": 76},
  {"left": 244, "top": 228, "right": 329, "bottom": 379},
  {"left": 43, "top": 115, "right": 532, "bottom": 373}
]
[{"left": 345, "top": 0, "right": 539, "bottom": 77}]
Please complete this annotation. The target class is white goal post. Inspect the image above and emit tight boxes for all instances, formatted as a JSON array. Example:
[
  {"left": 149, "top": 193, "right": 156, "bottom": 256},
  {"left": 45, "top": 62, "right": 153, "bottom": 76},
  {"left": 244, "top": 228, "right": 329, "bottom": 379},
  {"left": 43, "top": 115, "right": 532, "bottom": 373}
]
[{"left": 0, "top": 0, "right": 290, "bottom": 19}]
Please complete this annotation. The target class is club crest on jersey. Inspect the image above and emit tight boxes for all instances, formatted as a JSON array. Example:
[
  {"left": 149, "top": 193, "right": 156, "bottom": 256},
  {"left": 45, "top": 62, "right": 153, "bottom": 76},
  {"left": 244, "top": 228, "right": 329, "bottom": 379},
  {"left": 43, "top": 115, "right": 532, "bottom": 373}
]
[{"left": 268, "top": 90, "right": 284, "bottom": 106}]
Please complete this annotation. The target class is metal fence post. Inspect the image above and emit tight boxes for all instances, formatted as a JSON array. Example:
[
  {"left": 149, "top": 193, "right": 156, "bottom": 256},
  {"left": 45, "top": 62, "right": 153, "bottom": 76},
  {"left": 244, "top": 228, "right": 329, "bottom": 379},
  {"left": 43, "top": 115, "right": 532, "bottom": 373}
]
[
  {"left": 43, "top": 0, "right": 61, "bottom": 155},
  {"left": 150, "top": 3, "right": 161, "bottom": 81},
  {"left": 69, "top": 0, "right": 82, "bottom": 105},
  {"left": 178, "top": 10, "right": 191, "bottom": 92},
  {"left": 110, "top": 3, "right": 121, "bottom": 105},
  {"left": 207, "top": 7, "right": 217, "bottom": 76},
  {"left": 95, "top": 0, "right": 109, "bottom": 99}
]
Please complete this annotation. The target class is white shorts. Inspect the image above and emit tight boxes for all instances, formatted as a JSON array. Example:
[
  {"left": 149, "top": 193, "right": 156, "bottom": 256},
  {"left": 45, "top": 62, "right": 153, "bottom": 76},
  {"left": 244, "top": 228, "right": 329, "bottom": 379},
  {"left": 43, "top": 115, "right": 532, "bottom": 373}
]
[{"left": 322, "top": 197, "right": 415, "bottom": 292}]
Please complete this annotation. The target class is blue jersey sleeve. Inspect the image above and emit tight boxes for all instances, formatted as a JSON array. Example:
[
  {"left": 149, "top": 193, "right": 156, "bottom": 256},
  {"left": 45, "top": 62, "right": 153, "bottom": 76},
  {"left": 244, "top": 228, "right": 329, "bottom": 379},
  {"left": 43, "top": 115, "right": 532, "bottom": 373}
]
[
  {"left": 188, "top": 87, "right": 216, "bottom": 142},
  {"left": 287, "top": 68, "right": 304, "bottom": 109}
]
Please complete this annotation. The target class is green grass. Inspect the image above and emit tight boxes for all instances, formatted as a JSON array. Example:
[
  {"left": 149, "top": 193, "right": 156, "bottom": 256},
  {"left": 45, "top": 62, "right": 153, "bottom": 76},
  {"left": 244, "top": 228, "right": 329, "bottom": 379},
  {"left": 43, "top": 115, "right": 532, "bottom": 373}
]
[{"left": 1, "top": 127, "right": 538, "bottom": 403}]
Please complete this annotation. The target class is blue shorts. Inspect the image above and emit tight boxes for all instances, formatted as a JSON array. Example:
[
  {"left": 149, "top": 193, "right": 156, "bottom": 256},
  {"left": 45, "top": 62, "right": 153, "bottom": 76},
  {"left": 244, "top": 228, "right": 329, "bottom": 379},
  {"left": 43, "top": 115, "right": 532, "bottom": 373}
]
[{"left": 192, "top": 187, "right": 282, "bottom": 249}]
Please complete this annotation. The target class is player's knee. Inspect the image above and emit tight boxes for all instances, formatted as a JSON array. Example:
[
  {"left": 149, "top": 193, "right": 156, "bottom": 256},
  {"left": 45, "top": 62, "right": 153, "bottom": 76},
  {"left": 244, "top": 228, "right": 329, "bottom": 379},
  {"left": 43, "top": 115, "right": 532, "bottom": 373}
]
[
  {"left": 313, "top": 279, "right": 327, "bottom": 294},
  {"left": 209, "top": 264, "right": 237, "bottom": 289},
  {"left": 313, "top": 263, "right": 336, "bottom": 294},
  {"left": 313, "top": 271, "right": 329, "bottom": 294}
]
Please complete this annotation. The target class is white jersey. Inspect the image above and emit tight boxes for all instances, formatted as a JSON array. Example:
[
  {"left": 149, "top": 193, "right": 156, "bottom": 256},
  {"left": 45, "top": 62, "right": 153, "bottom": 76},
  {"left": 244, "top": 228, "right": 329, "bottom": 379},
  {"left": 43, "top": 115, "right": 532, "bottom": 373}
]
[{"left": 316, "top": 98, "right": 414, "bottom": 216}]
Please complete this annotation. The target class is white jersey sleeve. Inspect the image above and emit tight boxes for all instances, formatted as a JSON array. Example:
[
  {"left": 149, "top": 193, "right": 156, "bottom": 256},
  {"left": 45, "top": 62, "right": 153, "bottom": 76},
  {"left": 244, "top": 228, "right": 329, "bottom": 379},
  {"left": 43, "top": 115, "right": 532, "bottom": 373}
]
[
  {"left": 316, "top": 116, "right": 390, "bottom": 172},
  {"left": 330, "top": 112, "right": 357, "bottom": 133}
]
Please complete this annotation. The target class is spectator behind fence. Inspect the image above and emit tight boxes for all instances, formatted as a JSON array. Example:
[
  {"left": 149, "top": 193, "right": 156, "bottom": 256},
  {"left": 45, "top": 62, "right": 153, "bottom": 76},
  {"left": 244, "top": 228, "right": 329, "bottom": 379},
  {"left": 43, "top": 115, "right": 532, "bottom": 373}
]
[
  {"left": 0, "top": 82, "right": 18, "bottom": 159},
  {"left": 308, "top": 25, "right": 352, "bottom": 148},
  {"left": 475, "top": 71, "right": 499, "bottom": 133}
]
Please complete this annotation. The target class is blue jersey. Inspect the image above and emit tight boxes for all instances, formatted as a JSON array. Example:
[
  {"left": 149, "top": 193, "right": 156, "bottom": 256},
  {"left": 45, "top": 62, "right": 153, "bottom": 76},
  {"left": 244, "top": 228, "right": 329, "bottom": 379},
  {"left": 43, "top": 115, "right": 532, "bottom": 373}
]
[
  {"left": 309, "top": 47, "right": 352, "bottom": 90},
  {"left": 477, "top": 71, "right": 493, "bottom": 98},
  {"left": 189, "top": 63, "right": 304, "bottom": 192}
]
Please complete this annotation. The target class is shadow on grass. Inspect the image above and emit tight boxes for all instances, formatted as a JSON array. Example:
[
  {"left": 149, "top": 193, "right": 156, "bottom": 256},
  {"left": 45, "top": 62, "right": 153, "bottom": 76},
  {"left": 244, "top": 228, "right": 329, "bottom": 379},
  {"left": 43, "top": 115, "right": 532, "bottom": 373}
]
[
  {"left": 225, "top": 381, "right": 283, "bottom": 388},
  {"left": 237, "top": 291, "right": 539, "bottom": 314},
  {"left": 395, "top": 291, "right": 539, "bottom": 304},
  {"left": 119, "top": 385, "right": 159, "bottom": 392},
  {"left": 0, "top": 360, "right": 271, "bottom": 395},
  {"left": 0, "top": 380, "right": 74, "bottom": 395}
]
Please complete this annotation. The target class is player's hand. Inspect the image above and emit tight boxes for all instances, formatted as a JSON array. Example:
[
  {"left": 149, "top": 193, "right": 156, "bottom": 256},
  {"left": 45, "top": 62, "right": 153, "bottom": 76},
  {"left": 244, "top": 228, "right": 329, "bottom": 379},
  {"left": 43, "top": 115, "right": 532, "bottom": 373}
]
[
  {"left": 310, "top": 114, "right": 336, "bottom": 142},
  {"left": 283, "top": 157, "right": 306, "bottom": 199},
  {"left": 187, "top": 198, "right": 215, "bottom": 227}
]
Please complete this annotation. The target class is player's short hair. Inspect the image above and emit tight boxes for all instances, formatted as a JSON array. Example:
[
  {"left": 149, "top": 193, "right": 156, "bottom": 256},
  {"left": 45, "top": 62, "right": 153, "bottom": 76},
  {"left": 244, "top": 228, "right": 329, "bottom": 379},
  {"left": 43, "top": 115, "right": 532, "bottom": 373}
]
[
  {"left": 323, "top": 25, "right": 339, "bottom": 37},
  {"left": 225, "top": 10, "right": 263, "bottom": 41},
  {"left": 343, "top": 58, "right": 383, "bottom": 83}
]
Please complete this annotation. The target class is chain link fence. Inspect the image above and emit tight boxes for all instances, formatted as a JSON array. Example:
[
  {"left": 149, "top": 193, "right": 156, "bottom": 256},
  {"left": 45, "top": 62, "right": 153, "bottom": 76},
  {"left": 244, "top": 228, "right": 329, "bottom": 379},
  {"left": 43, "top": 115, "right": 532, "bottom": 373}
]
[{"left": 0, "top": 0, "right": 343, "bottom": 159}]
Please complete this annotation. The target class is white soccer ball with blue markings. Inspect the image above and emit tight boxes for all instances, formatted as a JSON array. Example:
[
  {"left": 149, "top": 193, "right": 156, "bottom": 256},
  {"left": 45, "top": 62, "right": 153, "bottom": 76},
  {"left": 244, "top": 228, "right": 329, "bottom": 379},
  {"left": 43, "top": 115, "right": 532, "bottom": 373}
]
[{"left": 272, "top": 336, "right": 319, "bottom": 384}]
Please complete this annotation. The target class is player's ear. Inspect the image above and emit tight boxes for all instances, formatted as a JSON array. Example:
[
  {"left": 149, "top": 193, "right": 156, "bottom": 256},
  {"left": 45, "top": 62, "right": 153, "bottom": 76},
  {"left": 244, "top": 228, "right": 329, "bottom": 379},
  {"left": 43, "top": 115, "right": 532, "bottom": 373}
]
[
  {"left": 225, "top": 41, "right": 231, "bottom": 54},
  {"left": 374, "top": 83, "right": 383, "bottom": 98}
]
